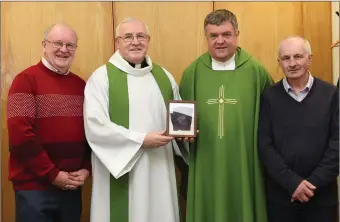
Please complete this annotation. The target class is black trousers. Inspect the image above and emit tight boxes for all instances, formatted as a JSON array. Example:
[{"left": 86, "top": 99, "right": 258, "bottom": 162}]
[
  {"left": 267, "top": 200, "right": 338, "bottom": 222},
  {"left": 175, "top": 155, "right": 188, "bottom": 200},
  {"left": 15, "top": 188, "right": 82, "bottom": 222}
]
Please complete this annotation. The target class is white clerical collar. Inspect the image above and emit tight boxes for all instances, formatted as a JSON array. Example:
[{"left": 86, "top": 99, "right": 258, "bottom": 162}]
[
  {"left": 41, "top": 58, "right": 69, "bottom": 75},
  {"left": 211, "top": 53, "right": 236, "bottom": 71},
  {"left": 283, "top": 72, "right": 314, "bottom": 93},
  {"left": 109, "top": 50, "right": 153, "bottom": 76}
]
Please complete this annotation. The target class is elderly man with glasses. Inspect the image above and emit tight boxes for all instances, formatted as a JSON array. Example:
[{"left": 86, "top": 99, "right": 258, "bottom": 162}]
[
  {"left": 84, "top": 17, "right": 188, "bottom": 222},
  {"left": 7, "top": 23, "right": 91, "bottom": 222}
]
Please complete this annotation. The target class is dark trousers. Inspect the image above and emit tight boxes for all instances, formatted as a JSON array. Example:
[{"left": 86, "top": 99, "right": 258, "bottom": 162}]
[
  {"left": 15, "top": 188, "right": 82, "bottom": 222},
  {"left": 175, "top": 155, "right": 188, "bottom": 200},
  {"left": 267, "top": 200, "right": 338, "bottom": 222}
]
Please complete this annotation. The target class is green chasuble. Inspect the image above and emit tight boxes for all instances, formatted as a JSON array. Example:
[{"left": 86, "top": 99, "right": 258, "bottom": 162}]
[
  {"left": 180, "top": 47, "right": 273, "bottom": 222},
  {"left": 106, "top": 62, "right": 174, "bottom": 222}
]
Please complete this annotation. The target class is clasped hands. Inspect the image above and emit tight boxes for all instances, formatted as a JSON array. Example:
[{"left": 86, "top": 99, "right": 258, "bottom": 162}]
[
  {"left": 291, "top": 180, "right": 316, "bottom": 203},
  {"left": 142, "top": 129, "right": 198, "bottom": 149},
  {"left": 52, "top": 169, "right": 90, "bottom": 190}
]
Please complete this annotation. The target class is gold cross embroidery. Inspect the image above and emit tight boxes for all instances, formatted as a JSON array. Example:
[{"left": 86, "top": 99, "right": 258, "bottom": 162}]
[{"left": 206, "top": 85, "right": 237, "bottom": 139}]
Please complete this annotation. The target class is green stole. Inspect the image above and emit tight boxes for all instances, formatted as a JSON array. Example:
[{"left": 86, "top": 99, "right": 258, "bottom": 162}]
[{"left": 106, "top": 62, "right": 174, "bottom": 222}]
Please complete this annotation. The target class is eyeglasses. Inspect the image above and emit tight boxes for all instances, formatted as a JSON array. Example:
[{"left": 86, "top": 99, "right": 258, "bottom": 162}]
[
  {"left": 44, "top": 39, "right": 77, "bottom": 51},
  {"left": 117, "top": 33, "right": 149, "bottom": 43}
]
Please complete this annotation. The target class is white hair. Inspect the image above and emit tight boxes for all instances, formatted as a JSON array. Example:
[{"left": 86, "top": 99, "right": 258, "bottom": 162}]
[
  {"left": 277, "top": 36, "right": 312, "bottom": 58},
  {"left": 43, "top": 23, "right": 78, "bottom": 42},
  {"left": 115, "top": 17, "right": 149, "bottom": 37}
]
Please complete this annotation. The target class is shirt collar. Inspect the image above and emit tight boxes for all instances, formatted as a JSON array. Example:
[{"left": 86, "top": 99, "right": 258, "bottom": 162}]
[
  {"left": 127, "top": 58, "right": 149, "bottom": 69},
  {"left": 41, "top": 58, "right": 70, "bottom": 75},
  {"left": 108, "top": 50, "right": 153, "bottom": 76},
  {"left": 211, "top": 53, "right": 236, "bottom": 71},
  {"left": 283, "top": 72, "right": 314, "bottom": 93}
]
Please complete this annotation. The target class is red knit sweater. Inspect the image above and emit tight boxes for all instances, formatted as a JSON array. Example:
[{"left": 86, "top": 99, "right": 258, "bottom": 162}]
[{"left": 7, "top": 61, "right": 91, "bottom": 190}]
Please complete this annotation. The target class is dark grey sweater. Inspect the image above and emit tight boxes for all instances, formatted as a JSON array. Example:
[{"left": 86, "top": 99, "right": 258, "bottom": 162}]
[{"left": 258, "top": 77, "right": 339, "bottom": 206}]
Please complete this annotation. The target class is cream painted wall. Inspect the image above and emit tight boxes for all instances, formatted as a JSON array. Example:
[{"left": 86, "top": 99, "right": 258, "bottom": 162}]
[{"left": 332, "top": 2, "right": 339, "bottom": 84}]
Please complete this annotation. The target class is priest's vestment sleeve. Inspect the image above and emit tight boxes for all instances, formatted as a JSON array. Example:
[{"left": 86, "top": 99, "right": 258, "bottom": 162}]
[
  {"left": 84, "top": 66, "right": 146, "bottom": 179},
  {"left": 259, "top": 64, "right": 274, "bottom": 92}
]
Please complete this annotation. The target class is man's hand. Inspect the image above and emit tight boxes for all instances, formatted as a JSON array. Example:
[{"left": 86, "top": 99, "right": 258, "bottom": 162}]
[
  {"left": 176, "top": 137, "right": 196, "bottom": 143},
  {"left": 68, "top": 169, "right": 90, "bottom": 186},
  {"left": 291, "top": 180, "right": 316, "bottom": 203},
  {"left": 52, "top": 171, "right": 82, "bottom": 190},
  {"left": 142, "top": 130, "right": 174, "bottom": 148},
  {"left": 176, "top": 130, "right": 199, "bottom": 143}
]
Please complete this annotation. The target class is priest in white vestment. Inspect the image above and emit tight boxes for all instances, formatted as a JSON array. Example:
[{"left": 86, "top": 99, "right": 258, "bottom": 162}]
[{"left": 83, "top": 17, "right": 188, "bottom": 222}]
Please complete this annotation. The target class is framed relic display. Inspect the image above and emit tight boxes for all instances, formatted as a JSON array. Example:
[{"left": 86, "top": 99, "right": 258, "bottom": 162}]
[{"left": 166, "top": 100, "right": 197, "bottom": 137}]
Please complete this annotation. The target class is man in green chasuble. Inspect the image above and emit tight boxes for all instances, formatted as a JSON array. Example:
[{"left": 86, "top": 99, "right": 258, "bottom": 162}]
[{"left": 179, "top": 9, "right": 273, "bottom": 222}]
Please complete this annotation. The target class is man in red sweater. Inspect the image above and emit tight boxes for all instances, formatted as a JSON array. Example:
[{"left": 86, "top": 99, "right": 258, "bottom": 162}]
[{"left": 7, "top": 23, "right": 91, "bottom": 222}]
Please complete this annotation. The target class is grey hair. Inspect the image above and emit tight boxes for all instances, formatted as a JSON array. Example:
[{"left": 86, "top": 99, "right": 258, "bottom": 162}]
[
  {"left": 43, "top": 23, "right": 78, "bottom": 42},
  {"left": 278, "top": 36, "right": 312, "bottom": 58},
  {"left": 204, "top": 9, "right": 238, "bottom": 31},
  {"left": 115, "top": 17, "right": 149, "bottom": 37}
]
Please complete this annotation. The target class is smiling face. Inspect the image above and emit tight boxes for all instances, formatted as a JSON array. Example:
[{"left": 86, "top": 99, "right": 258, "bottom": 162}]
[
  {"left": 278, "top": 37, "right": 312, "bottom": 80},
  {"left": 205, "top": 21, "right": 239, "bottom": 62},
  {"left": 115, "top": 20, "right": 150, "bottom": 64},
  {"left": 42, "top": 24, "right": 78, "bottom": 74}
]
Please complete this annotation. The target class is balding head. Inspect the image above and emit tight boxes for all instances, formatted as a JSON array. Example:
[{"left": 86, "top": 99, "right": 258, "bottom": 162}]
[
  {"left": 278, "top": 36, "right": 311, "bottom": 58},
  {"left": 115, "top": 17, "right": 149, "bottom": 37},
  {"left": 44, "top": 23, "right": 78, "bottom": 43}
]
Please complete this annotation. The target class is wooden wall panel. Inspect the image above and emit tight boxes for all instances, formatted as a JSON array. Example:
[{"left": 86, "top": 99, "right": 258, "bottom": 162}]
[
  {"left": 0, "top": 2, "right": 333, "bottom": 222},
  {"left": 214, "top": 2, "right": 332, "bottom": 83},
  {"left": 302, "top": 2, "right": 333, "bottom": 83},
  {"left": 113, "top": 2, "right": 213, "bottom": 83},
  {"left": 214, "top": 2, "right": 303, "bottom": 82},
  {"left": 1, "top": 2, "right": 114, "bottom": 222}
]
